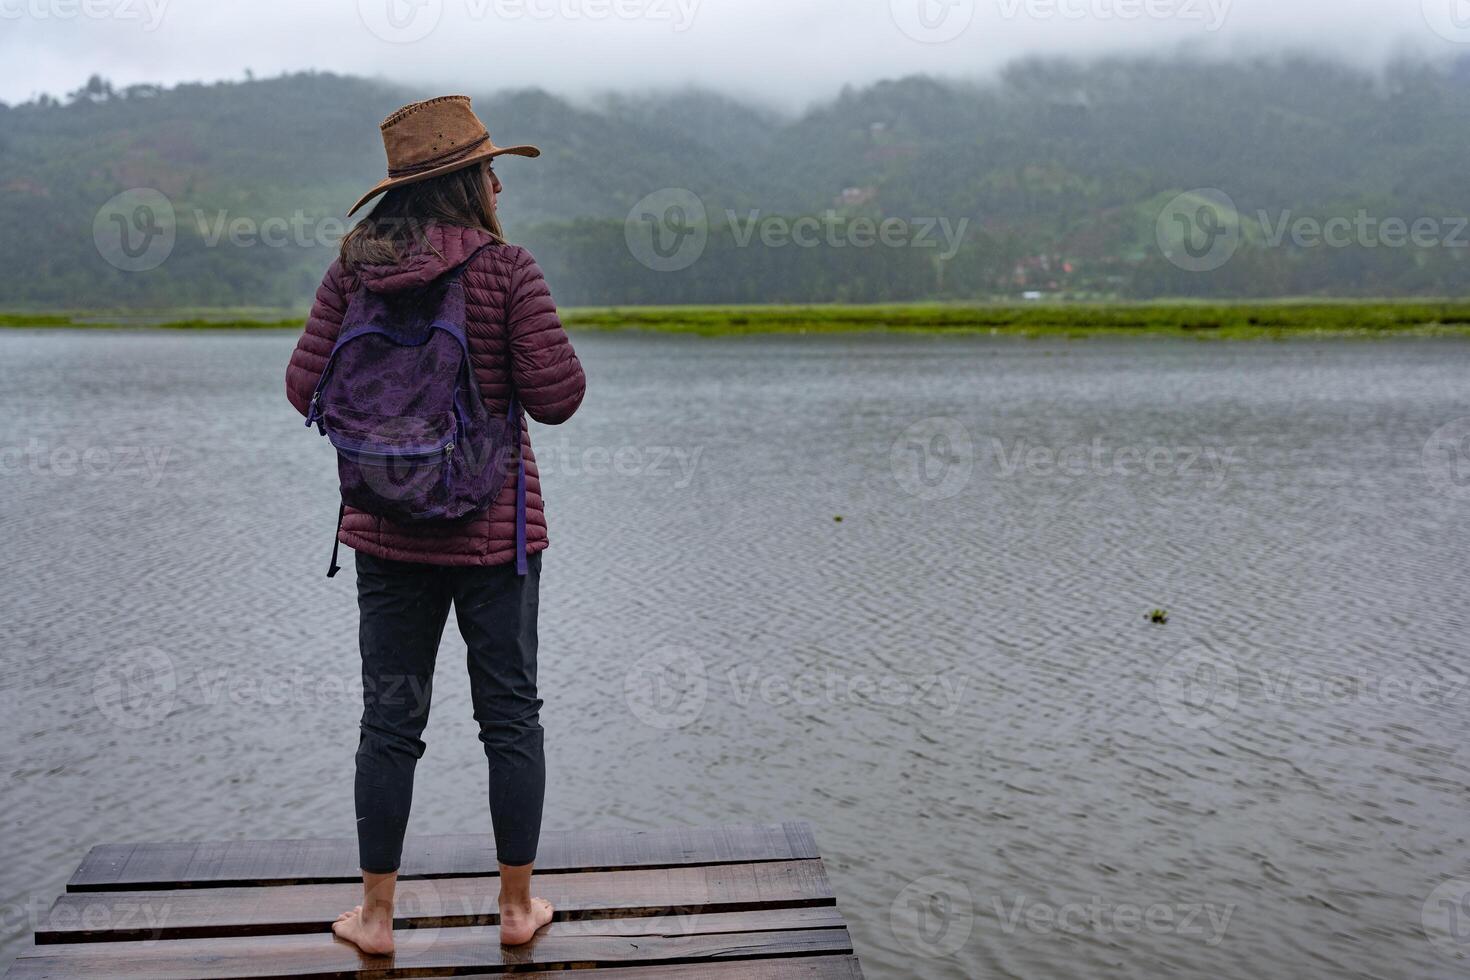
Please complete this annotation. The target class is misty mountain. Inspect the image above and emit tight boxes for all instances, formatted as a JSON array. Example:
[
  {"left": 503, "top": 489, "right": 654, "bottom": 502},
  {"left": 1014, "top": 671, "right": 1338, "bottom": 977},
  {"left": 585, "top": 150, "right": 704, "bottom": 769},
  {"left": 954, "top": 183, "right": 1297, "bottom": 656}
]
[{"left": 2, "top": 55, "right": 1468, "bottom": 308}]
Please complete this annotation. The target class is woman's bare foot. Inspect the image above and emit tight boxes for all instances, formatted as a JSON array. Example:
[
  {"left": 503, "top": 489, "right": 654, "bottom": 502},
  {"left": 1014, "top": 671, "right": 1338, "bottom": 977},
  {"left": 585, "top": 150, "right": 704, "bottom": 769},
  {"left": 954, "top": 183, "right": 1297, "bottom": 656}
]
[
  {"left": 499, "top": 897, "right": 554, "bottom": 946},
  {"left": 332, "top": 904, "right": 396, "bottom": 955}
]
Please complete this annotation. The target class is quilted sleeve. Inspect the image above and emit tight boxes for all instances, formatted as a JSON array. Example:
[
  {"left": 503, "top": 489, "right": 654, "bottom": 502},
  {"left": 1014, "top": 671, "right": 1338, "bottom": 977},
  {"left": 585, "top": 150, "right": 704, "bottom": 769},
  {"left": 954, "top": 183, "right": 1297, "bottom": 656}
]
[
  {"left": 286, "top": 259, "right": 352, "bottom": 416},
  {"left": 505, "top": 247, "right": 586, "bottom": 425}
]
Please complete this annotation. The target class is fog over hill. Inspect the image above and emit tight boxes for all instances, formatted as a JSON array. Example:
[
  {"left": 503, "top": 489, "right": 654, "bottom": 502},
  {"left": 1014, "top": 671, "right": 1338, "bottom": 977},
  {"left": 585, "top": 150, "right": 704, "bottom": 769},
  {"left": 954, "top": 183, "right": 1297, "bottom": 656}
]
[
  {"left": 2, "top": 53, "right": 1468, "bottom": 307},
  {"left": 2, "top": 0, "right": 1465, "bottom": 109}
]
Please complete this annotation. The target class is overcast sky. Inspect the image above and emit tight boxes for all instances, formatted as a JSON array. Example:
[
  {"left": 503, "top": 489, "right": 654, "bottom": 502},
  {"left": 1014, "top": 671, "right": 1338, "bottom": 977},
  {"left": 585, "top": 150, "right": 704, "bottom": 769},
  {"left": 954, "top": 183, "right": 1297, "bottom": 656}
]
[{"left": 1, "top": 0, "right": 1465, "bottom": 109}]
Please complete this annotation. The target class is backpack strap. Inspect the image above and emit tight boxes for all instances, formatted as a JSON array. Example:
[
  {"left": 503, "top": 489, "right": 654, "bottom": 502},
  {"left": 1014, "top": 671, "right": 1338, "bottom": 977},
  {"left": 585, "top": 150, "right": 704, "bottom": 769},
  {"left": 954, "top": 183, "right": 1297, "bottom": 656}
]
[
  {"left": 513, "top": 401, "right": 527, "bottom": 576},
  {"left": 448, "top": 237, "right": 529, "bottom": 576},
  {"left": 448, "top": 240, "right": 500, "bottom": 283},
  {"left": 326, "top": 501, "right": 346, "bottom": 579},
  {"left": 461, "top": 239, "right": 528, "bottom": 576}
]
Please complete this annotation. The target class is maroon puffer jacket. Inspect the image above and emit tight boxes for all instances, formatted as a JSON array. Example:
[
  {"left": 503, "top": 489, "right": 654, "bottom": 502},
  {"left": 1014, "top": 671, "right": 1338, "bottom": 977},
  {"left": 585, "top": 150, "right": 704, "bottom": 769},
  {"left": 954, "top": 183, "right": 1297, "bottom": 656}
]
[{"left": 286, "top": 224, "right": 585, "bottom": 567}]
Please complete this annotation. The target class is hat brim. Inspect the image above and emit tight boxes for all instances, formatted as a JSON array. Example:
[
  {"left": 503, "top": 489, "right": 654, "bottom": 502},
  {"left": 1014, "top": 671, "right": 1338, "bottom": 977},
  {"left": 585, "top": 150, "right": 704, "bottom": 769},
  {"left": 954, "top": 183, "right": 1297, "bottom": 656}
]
[{"left": 347, "top": 143, "right": 541, "bottom": 217}]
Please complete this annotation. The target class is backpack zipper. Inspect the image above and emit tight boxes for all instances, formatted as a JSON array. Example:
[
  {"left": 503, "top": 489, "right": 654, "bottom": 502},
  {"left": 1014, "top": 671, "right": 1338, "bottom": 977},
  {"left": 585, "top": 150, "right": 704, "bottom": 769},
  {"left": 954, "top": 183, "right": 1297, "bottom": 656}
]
[{"left": 331, "top": 438, "right": 455, "bottom": 464}]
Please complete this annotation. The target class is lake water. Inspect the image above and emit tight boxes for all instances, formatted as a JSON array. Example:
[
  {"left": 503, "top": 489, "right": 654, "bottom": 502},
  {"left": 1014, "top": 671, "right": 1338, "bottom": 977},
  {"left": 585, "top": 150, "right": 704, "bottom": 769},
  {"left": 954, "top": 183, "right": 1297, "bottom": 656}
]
[{"left": 2, "top": 330, "right": 1468, "bottom": 979}]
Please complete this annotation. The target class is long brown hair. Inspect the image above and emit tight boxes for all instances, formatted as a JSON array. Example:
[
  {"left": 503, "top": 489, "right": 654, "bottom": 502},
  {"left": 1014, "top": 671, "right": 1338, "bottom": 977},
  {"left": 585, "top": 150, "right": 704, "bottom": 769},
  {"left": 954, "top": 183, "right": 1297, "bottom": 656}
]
[{"left": 340, "top": 160, "right": 504, "bottom": 271}]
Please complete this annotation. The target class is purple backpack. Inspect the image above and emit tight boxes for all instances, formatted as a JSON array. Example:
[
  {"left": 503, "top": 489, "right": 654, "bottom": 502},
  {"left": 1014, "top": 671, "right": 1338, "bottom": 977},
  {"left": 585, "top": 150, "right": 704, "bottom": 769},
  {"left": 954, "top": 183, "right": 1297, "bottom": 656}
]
[{"left": 305, "top": 244, "right": 526, "bottom": 578}]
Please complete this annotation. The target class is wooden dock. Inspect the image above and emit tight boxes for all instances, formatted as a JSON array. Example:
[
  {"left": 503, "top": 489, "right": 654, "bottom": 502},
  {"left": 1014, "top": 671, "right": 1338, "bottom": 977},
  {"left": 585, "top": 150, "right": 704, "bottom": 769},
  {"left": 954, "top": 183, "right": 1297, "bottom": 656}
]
[{"left": 6, "top": 821, "right": 864, "bottom": 978}]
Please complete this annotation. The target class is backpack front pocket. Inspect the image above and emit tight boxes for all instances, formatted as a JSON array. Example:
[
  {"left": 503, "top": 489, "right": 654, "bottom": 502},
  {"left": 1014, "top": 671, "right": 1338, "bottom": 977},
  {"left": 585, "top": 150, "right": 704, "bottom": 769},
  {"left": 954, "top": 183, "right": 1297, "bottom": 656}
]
[{"left": 322, "top": 407, "right": 459, "bottom": 520}]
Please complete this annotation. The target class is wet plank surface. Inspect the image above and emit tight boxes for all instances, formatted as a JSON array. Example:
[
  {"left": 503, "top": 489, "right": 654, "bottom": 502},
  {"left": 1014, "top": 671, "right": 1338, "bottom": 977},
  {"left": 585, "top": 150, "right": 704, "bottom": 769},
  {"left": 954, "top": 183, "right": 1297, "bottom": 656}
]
[
  {"left": 10, "top": 822, "right": 863, "bottom": 978},
  {"left": 65, "top": 822, "right": 819, "bottom": 890}
]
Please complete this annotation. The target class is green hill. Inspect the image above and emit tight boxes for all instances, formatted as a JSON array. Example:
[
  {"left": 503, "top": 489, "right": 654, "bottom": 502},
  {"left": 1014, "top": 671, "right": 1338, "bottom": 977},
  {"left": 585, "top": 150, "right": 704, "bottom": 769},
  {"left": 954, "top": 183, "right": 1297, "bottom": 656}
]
[{"left": 2, "top": 55, "right": 1468, "bottom": 308}]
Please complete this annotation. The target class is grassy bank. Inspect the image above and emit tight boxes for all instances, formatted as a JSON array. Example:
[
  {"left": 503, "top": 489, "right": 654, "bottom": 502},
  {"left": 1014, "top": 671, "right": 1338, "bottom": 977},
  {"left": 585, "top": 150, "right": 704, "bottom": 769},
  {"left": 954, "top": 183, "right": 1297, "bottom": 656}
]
[
  {"left": 562, "top": 302, "right": 1470, "bottom": 339},
  {"left": 0, "top": 311, "right": 302, "bottom": 330},
  {"left": 4, "top": 302, "right": 1470, "bottom": 339}
]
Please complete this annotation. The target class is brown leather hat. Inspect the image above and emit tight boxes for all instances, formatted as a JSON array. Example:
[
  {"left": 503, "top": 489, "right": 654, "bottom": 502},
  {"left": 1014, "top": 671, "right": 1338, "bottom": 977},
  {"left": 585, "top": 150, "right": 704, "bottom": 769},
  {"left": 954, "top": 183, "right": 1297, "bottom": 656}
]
[{"left": 348, "top": 95, "right": 540, "bottom": 216}]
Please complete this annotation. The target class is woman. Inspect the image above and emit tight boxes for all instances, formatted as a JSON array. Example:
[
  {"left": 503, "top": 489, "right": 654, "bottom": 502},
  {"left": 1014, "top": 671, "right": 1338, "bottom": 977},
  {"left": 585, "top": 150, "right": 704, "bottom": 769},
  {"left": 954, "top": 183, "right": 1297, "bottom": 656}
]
[{"left": 286, "top": 95, "right": 585, "bottom": 953}]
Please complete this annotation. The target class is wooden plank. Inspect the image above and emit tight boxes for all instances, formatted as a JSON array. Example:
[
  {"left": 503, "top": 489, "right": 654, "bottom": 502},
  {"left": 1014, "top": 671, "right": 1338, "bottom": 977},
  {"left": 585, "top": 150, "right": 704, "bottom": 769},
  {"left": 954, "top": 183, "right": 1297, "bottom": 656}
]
[
  {"left": 9, "top": 908, "right": 853, "bottom": 979},
  {"left": 39, "top": 860, "right": 834, "bottom": 944},
  {"left": 67, "top": 822, "right": 819, "bottom": 892},
  {"left": 460, "top": 955, "right": 866, "bottom": 978}
]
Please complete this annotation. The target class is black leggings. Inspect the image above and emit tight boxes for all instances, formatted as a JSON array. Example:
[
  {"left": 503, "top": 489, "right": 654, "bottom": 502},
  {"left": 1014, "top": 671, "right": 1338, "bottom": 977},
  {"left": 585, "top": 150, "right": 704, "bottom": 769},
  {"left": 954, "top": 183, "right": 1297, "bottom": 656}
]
[{"left": 353, "top": 550, "right": 544, "bottom": 873}]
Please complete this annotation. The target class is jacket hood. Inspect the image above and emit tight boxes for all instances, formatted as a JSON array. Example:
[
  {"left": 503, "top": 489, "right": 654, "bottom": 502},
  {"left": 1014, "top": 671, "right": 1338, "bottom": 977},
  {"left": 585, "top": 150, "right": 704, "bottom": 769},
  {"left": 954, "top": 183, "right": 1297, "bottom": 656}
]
[{"left": 353, "top": 223, "right": 498, "bottom": 294}]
